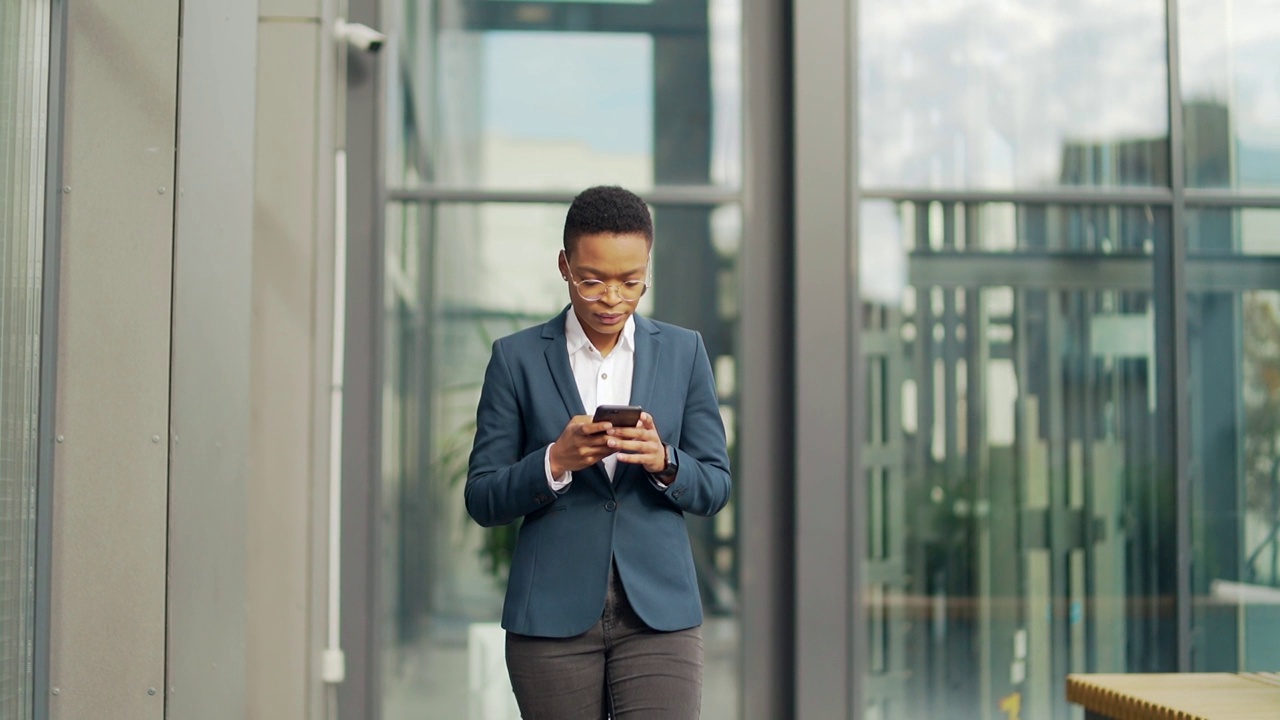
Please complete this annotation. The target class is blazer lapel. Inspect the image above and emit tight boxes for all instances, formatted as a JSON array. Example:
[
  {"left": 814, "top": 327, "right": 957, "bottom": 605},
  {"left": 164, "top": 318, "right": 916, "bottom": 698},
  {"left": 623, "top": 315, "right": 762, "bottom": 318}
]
[
  {"left": 614, "top": 314, "right": 663, "bottom": 491},
  {"left": 542, "top": 308, "right": 585, "bottom": 419},
  {"left": 629, "top": 314, "right": 662, "bottom": 414}
]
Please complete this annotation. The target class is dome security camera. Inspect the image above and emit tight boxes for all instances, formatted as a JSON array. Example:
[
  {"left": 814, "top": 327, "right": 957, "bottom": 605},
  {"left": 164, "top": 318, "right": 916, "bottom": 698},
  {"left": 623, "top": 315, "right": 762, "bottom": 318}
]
[{"left": 336, "top": 19, "right": 386, "bottom": 53}]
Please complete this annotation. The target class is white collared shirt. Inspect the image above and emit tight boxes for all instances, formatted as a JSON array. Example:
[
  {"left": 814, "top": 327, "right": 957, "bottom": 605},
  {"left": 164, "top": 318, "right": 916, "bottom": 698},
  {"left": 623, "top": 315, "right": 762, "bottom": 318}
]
[{"left": 543, "top": 310, "right": 636, "bottom": 490}]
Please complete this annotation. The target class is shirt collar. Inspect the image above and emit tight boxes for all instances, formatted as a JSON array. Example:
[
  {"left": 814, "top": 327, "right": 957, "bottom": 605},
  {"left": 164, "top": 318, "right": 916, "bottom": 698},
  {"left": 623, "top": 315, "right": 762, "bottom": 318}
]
[{"left": 565, "top": 309, "right": 636, "bottom": 356}]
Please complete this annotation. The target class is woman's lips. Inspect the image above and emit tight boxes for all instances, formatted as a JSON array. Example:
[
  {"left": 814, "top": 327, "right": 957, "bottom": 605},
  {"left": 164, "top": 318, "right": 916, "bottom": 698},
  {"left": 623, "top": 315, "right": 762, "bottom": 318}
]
[{"left": 596, "top": 313, "right": 625, "bottom": 325}]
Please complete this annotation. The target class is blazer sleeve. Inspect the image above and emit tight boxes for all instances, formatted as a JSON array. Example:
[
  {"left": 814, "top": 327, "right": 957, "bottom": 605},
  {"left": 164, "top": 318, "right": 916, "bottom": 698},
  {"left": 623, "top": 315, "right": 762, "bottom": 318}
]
[
  {"left": 661, "top": 332, "right": 732, "bottom": 517},
  {"left": 465, "top": 339, "right": 557, "bottom": 528}
]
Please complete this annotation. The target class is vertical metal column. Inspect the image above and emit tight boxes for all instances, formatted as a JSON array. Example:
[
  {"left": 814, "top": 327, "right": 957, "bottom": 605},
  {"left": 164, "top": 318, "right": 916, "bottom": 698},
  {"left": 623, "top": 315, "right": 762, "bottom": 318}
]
[
  {"left": 740, "top": 0, "right": 796, "bottom": 714},
  {"left": 794, "top": 0, "right": 859, "bottom": 715},
  {"left": 1160, "top": 0, "right": 1194, "bottom": 673},
  {"left": 966, "top": 276, "right": 994, "bottom": 717},
  {"left": 340, "top": 0, "right": 386, "bottom": 716}
]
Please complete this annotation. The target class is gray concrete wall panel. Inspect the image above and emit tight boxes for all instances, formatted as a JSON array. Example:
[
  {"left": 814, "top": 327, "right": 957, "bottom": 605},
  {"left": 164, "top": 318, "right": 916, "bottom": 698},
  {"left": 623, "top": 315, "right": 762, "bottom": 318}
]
[
  {"left": 249, "top": 19, "right": 322, "bottom": 720},
  {"left": 261, "top": 0, "right": 320, "bottom": 20},
  {"left": 50, "top": 0, "right": 179, "bottom": 717},
  {"left": 166, "top": 0, "right": 258, "bottom": 717}
]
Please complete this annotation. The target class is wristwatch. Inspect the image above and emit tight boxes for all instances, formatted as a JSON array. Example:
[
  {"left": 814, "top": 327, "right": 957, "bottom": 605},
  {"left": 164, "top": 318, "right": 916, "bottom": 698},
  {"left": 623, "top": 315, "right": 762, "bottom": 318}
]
[{"left": 653, "top": 443, "right": 679, "bottom": 484}]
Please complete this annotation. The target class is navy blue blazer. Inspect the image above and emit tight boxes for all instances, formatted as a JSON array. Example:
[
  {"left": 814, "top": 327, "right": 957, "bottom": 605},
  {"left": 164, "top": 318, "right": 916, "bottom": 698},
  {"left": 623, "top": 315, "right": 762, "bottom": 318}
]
[{"left": 465, "top": 308, "right": 732, "bottom": 638}]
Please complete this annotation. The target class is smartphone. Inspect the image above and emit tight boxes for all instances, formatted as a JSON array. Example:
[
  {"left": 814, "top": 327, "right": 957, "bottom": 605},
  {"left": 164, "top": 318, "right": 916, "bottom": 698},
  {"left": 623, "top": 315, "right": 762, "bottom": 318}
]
[{"left": 592, "top": 404, "right": 643, "bottom": 427}]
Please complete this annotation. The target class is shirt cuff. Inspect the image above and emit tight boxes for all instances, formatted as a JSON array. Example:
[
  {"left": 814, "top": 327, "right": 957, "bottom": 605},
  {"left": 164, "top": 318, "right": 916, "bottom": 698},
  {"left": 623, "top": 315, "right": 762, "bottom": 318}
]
[
  {"left": 545, "top": 444, "right": 572, "bottom": 493},
  {"left": 647, "top": 473, "right": 673, "bottom": 492}
]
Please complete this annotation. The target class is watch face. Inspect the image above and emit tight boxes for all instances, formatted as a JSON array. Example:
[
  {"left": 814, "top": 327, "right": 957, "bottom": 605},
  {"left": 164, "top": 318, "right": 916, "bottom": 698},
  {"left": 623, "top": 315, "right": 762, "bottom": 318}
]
[{"left": 662, "top": 443, "right": 678, "bottom": 476}]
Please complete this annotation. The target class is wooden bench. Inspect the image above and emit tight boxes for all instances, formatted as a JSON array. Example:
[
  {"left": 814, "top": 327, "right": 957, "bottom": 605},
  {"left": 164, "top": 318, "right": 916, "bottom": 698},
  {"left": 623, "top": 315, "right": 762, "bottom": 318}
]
[{"left": 1066, "top": 672, "right": 1280, "bottom": 719}]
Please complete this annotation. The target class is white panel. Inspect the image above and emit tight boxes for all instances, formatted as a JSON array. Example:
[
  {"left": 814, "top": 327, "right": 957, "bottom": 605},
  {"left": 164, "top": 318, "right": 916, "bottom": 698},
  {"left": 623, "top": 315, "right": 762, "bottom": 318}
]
[{"left": 51, "top": 0, "right": 179, "bottom": 717}]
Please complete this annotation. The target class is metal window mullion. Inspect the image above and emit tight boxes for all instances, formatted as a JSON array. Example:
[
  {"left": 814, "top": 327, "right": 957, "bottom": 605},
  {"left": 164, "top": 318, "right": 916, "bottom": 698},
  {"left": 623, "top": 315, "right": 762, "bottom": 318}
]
[
  {"left": 859, "top": 189, "right": 1280, "bottom": 211},
  {"left": 1046, "top": 290, "right": 1071, "bottom": 719},
  {"left": 847, "top": 1, "right": 866, "bottom": 715},
  {"left": 386, "top": 185, "right": 742, "bottom": 206},
  {"left": 1162, "top": 0, "right": 1194, "bottom": 673},
  {"left": 34, "top": 1, "right": 69, "bottom": 718},
  {"left": 1184, "top": 190, "right": 1280, "bottom": 209},
  {"left": 862, "top": 187, "right": 1175, "bottom": 207}
]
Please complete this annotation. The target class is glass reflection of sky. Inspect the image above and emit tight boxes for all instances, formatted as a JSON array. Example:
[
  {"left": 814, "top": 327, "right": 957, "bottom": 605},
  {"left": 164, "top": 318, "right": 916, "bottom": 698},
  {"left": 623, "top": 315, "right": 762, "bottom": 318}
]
[
  {"left": 483, "top": 32, "right": 653, "bottom": 156},
  {"left": 478, "top": 0, "right": 743, "bottom": 188},
  {"left": 860, "top": 0, "right": 1169, "bottom": 190},
  {"left": 392, "top": 0, "right": 742, "bottom": 190},
  {"left": 1180, "top": 0, "right": 1280, "bottom": 188}
]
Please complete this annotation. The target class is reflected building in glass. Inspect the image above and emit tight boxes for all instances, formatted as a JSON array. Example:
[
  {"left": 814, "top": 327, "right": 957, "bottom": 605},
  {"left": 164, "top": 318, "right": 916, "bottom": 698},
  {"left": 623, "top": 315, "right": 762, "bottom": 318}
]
[{"left": 856, "top": 0, "right": 1280, "bottom": 718}]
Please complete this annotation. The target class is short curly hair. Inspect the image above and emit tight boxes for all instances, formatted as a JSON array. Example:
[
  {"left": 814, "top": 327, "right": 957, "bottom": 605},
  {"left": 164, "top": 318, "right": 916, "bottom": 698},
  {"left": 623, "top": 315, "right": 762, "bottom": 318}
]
[{"left": 563, "top": 186, "right": 654, "bottom": 256}]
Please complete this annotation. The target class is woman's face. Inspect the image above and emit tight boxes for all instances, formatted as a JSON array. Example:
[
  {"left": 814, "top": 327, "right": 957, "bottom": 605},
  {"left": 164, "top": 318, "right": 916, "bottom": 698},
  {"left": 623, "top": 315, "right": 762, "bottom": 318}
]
[{"left": 559, "top": 232, "right": 651, "bottom": 351}]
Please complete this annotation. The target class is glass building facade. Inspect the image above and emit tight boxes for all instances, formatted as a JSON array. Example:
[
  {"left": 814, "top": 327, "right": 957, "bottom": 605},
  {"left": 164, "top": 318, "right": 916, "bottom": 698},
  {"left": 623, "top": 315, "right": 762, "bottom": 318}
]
[
  {"left": 856, "top": 0, "right": 1280, "bottom": 718},
  {"left": 3, "top": 0, "right": 1280, "bottom": 718}
]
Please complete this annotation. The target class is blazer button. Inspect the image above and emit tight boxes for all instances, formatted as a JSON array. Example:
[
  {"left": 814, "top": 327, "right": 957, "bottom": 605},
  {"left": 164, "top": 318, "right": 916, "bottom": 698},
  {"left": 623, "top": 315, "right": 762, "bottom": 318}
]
[{"left": 604, "top": 500, "right": 617, "bottom": 512}]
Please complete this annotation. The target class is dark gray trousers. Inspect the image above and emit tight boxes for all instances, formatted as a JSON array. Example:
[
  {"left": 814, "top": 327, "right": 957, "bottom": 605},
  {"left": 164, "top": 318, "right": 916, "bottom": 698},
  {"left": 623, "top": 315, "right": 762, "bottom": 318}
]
[{"left": 505, "top": 567, "right": 703, "bottom": 719}]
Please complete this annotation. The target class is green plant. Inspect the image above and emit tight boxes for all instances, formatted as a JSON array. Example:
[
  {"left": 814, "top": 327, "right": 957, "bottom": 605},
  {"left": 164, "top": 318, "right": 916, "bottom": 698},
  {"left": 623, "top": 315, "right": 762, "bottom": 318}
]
[{"left": 436, "top": 316, "right": 524, "bottom": 584}]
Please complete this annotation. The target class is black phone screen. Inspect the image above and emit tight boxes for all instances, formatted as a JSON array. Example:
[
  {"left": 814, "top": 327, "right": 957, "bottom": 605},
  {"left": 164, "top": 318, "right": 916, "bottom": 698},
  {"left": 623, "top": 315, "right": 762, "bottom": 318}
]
[{"left": 592, "top": 404, "right": 643, "bottom": 427}]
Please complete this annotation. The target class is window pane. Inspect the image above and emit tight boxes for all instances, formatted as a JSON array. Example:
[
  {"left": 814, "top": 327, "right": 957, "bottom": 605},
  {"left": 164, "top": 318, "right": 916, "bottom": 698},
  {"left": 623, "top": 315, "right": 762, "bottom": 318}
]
[
  {"left": 1180, "top": 0, "right": 1280, "bottom": 189},
  {"left": 859, "top": 0, "right": 1169, "bottom": 190},
  {"left": 0, "top": 1, "right": 52, "bottom": 716},
  {"left": 387, "top": 0, "right": 742, "bottom": 191},
  {"left": 1188, "top": 208, "right": 1280, "bottom": 256},
  {"left": 1186, "top": 207, "right": 1280, "bottom": 670},
  {"left": 1188, "top": 288, "right": 1280, "bottom": 671},
  {"left": 860, "top": 200, "right": 1174, "bottom": 719}
]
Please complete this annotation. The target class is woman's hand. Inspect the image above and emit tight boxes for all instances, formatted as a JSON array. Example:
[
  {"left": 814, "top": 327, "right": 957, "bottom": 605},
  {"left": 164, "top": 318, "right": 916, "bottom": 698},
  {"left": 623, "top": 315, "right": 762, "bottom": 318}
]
[
  {"left": 548, "top": 416, "right": 616, "bottom": 477},
  {"left": 606, "top": 412, "right": 666, "bottom": 475}
]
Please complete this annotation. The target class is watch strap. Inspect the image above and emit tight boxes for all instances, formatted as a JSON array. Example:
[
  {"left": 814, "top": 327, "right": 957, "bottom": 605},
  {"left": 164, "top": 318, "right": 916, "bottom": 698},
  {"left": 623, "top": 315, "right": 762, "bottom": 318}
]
[{"left": 655, "top": 443, "right": 678, "bottom": 480}]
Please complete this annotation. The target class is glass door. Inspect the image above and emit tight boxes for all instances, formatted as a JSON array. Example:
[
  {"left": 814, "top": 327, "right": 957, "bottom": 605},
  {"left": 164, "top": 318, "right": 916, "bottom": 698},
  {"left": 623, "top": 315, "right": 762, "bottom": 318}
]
[{"left": 377, "top": 1, "right": 744, "bottom": 717}]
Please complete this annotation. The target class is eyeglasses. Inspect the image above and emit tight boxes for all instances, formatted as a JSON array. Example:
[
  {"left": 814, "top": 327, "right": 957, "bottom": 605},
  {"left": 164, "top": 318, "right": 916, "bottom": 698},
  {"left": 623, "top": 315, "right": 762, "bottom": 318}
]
[
  {"left": 562, "top": 255, "right": 651, "bottom": 303},
  {"left": 566, "top": 269, "right": 650, "bottom": 302}
]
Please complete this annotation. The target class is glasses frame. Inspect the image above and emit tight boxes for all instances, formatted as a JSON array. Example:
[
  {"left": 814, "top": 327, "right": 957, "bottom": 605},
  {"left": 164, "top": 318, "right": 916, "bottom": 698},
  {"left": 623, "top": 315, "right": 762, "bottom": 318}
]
[{"left": 561, "top": 251, "right": 652, "bottom": 303}]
